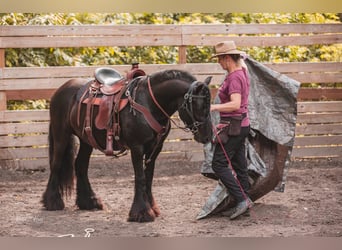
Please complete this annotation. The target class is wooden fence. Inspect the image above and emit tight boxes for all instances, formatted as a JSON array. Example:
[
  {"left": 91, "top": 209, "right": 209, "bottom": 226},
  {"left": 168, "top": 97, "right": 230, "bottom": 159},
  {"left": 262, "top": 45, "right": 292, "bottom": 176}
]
[{"left": 0, "top": 24, "right": 341, "bottom": 170}]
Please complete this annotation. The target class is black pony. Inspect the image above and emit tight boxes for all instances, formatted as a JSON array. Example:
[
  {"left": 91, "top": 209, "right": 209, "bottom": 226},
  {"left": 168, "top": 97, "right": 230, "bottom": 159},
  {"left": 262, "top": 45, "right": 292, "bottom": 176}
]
[{"left": 42, "top": 68, "right": 212, "bottom": 222}]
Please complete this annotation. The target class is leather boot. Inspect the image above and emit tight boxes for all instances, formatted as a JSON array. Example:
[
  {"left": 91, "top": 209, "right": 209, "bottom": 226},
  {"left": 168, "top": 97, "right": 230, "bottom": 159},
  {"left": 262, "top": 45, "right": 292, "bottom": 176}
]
[{"left": 229, "top": 197, "right": 253, "bottom": 220}]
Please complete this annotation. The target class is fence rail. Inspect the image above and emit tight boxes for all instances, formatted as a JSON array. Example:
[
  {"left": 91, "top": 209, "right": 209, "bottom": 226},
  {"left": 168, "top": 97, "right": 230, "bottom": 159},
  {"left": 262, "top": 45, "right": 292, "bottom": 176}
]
[{"left": 0, "top": 24, "right": 341, "bottom": 169}]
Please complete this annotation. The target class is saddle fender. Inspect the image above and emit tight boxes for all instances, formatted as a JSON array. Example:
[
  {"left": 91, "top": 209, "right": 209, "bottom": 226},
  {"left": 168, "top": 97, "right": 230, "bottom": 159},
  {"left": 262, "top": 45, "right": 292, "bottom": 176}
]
[{"left": 95, "top": 97, "right": 128, "bottom": 130}]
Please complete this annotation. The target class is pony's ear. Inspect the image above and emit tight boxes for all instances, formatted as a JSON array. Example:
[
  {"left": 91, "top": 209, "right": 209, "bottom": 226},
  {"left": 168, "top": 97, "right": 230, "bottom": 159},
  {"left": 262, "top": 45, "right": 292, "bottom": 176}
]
[{"left": 204, "top": 76, "right": 212, "bottom": 85}]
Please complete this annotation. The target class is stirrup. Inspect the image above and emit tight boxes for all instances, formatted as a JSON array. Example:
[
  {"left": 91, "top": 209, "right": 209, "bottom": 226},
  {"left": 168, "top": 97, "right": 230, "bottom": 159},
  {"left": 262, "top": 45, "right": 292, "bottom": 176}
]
[{"left": 113, "top": 149, "right": 128, "bottom": 158}]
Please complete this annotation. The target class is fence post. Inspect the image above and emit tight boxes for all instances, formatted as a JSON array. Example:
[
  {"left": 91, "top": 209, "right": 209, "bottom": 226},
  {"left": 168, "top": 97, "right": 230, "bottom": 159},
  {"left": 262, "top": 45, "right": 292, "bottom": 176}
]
[
  {"left": 0, "top": 49, "right": 6, "bottom": 111},
  {"left": 178, "top": 45, "right": 187, "bottom": 64}
]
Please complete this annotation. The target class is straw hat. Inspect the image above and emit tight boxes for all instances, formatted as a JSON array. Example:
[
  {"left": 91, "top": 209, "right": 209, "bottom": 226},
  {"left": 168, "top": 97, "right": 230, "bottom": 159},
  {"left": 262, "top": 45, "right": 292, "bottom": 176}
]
[{"left": 211, "top": 41, "right": 244, "bottom": 58}]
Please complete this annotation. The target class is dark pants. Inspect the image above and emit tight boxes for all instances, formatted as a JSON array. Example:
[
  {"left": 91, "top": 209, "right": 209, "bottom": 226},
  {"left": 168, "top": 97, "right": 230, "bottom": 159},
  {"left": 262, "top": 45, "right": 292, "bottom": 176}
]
[{"left": 212, "top": 126, "right": 250, "bottom": 202}]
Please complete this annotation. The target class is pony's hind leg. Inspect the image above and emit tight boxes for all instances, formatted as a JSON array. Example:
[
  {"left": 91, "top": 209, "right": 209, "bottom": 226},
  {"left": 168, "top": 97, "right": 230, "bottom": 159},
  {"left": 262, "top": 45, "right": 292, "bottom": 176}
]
[
  {"left": 75, "top": 141, "right": 103, "bottom": 210},
  {"left": 42, "top": 126, "right": 75, "bottom": 210}
]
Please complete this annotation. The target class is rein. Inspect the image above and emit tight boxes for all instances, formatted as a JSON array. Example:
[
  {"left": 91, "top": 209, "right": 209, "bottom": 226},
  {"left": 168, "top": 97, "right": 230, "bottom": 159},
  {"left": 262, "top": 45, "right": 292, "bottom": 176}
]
[
  {"left": 147, "top": 77, "right": 209, "bottom": 134},
  {"left": 125, "top": 75, "right": 209, "bottom": 163},
  {"left": 147, "top": 77, "right": 185, "bottom": 130}
]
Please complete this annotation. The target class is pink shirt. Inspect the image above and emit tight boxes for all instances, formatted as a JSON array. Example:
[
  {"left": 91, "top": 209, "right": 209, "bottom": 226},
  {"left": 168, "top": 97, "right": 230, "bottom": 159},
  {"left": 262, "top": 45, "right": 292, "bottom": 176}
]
[{"left": 218, "top": 67, "right": 250, "bottom": 127}]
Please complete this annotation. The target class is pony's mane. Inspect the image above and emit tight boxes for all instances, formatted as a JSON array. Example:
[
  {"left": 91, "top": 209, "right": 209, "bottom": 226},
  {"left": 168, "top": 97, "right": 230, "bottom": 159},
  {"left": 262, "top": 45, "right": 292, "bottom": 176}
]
[{"left": 150, "top": 69, "right": 196, "bottom": 84}]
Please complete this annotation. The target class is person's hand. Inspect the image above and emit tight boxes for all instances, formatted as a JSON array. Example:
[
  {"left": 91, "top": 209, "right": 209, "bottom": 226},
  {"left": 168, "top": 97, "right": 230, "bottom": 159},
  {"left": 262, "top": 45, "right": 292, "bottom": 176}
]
[{"left": 210, "top": 104, "right": 218, "bottom": 112}]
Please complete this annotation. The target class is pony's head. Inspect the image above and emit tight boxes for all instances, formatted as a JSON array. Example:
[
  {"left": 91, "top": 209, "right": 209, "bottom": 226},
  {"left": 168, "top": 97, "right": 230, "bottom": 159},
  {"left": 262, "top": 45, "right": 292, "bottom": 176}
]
[{"left": 178, "top": 76, "right": 213, "bottom": 144}]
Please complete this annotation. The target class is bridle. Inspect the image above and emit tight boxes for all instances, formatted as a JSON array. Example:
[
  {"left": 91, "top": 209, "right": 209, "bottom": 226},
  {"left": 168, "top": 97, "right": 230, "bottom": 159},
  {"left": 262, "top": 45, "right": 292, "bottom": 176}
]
[
  {"left": 147, "top": 77, "right": 210, "bottom": 134},
  {"left": 125, "top": 76, "right": 210, "bottom": 163}
]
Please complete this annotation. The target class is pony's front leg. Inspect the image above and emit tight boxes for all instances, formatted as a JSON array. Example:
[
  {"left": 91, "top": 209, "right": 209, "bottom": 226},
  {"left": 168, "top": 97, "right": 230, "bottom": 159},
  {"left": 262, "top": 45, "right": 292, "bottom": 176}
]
[
  {"left": 144, "top": 152, "right": 162, "bottom": 217},
  {"left": 128, "top": 147, "right": 156, "bottom": 222}
]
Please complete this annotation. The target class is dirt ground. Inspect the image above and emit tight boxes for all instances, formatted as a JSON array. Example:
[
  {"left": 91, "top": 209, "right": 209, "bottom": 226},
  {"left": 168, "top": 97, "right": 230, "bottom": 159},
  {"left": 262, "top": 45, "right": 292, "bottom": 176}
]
[{"left": 0, "top": 156, "right": 341, "bottom": 237}]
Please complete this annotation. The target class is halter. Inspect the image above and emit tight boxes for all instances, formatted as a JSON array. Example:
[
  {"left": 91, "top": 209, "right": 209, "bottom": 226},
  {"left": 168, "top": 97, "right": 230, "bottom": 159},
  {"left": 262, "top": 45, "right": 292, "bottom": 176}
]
[
  {"left": 147, "top": 77, "right": 210, "bottom": 134},
  {"left": 179, "top": 80, "right": 211, "bottom": 134}
]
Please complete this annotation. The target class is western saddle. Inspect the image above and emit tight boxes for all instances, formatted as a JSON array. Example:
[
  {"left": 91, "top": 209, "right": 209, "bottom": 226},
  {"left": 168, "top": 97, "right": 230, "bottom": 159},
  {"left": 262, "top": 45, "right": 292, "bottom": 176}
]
[{"left": 78, "top": 63, "right": 146, "bottom": 156}]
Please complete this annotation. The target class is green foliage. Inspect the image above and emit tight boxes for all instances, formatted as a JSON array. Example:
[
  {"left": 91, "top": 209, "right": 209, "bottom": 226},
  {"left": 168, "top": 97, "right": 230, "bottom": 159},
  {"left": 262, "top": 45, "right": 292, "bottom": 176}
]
[
  {"left": 8, "top": 99, "right": 48, "bottom": 110},
  {"left": 318, "top": 44, "right": 342, "bottom": 61},
  {"left": 244, "top": 45, "right": 320, "bottom": 63},
  {"left": 187, "top": 46, "right": 213, "bottom": 63}
]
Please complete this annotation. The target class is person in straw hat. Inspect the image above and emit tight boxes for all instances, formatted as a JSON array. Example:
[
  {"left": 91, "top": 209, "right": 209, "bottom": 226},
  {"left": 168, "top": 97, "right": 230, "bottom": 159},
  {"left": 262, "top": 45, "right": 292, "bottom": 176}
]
[{"left": 210, "top": 41, "right": 253, "bottom": 219}]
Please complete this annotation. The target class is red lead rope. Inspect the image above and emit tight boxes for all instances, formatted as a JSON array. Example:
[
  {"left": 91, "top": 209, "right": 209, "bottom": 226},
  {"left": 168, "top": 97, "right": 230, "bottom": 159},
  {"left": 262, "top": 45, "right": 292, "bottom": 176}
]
[
  {"left": 212, "top": 124, "right": 253, "bottom": 209},
  {"left": 147, "top": 77, "right": 189, "bottom": 131}
]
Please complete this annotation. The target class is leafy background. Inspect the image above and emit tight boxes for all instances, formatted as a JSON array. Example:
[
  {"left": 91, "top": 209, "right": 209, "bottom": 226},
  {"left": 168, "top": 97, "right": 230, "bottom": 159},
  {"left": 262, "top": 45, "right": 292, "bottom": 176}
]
[
  {"left": 1, "top": 13, "right": 341, "bottom": 109},
  {"left": 2, "top": 13, "right": 341, "bottom": 66}
]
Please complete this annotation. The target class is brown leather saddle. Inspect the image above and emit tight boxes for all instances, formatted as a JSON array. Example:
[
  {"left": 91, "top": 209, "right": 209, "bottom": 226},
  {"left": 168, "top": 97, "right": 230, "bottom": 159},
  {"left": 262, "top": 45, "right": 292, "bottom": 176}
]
[{"left": 78, "top": 64, "right": 146, "bottom": 156}]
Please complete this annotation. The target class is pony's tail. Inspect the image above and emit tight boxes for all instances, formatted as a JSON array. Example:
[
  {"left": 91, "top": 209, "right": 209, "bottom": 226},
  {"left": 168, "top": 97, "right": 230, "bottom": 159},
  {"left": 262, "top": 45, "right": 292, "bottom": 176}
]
[{"left": 48, "top": 124, "right": 75, "bottom": 198}]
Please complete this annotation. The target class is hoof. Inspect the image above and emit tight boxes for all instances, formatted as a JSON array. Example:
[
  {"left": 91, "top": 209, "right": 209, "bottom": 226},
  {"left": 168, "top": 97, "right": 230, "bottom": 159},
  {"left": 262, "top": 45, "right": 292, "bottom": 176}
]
[
  {"left": 128, "top": 209, "right": 156, "bottom": 222},
  {"left": 42, "top": 192, "right": 65, "bottom": 210},
  {"left": 77, "top": 196, "right": 103, "bottom": 210}
]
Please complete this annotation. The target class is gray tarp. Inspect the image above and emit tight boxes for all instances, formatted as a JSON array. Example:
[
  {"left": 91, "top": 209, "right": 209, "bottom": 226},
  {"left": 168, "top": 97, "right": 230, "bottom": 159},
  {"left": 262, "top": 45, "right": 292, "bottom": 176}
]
[{"left": 198, "top": 57, "right": 300, "bottom": 219}]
